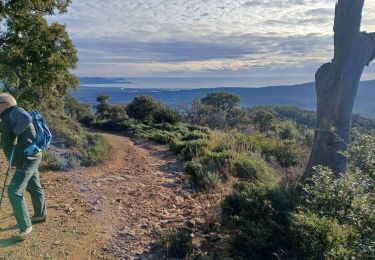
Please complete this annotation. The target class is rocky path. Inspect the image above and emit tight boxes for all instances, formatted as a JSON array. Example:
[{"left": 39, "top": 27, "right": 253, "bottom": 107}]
[{"left": 0, "top": 132, "right": 218, "bottom": 259}]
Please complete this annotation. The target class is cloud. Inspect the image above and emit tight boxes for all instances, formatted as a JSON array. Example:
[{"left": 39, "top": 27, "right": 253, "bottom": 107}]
[
  {"left": 243, "top": 1, "right": 263, "bottom": 7},
  {"left": 48, "top": 0, "right": 375, "bottom": 84},
  {"left": 72, "top": 32, "right": 332, "bottom": 78}
]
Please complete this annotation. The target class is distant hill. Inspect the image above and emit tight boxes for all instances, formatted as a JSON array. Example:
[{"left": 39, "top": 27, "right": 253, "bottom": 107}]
[{"left": 71, "top": 79, "right": 375, "bottom": 118}]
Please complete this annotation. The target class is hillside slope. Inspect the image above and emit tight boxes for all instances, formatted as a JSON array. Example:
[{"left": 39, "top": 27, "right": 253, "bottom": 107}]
[{"left": 72, "top": 79, "right": 375, "bottom": 118}]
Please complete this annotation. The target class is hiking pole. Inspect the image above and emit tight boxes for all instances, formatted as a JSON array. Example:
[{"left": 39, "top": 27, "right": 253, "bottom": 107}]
[{"left": 0, "top": 136, "right": 18, "bottom": 210}]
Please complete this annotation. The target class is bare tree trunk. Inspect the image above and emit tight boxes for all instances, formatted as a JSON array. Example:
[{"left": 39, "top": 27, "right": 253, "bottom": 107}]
[{"left": 303, "top": 0, "right": 375, "bottom": 179}]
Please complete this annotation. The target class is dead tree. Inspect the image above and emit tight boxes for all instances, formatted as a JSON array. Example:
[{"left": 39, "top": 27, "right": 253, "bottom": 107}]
[{"left": 303, "top": 0, "right": 375, "bottom": 179}]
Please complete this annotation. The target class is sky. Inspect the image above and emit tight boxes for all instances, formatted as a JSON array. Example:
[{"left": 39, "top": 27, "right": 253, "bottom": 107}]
[{"left": 51, "top": 0, "right": 375, "bottom": 86}]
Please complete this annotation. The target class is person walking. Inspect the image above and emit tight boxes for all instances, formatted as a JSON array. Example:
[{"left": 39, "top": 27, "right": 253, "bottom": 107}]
[{"left": 0, "top": 93, "right": 46, "bottom": 240}]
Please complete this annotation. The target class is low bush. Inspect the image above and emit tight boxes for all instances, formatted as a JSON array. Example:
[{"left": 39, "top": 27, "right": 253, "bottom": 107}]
[
  {"left": 291, "top": 212, "right": 353, "bottom": 259},
  {"left": 156, "top": 228, "right": 193, "bottom": 258},
  {"left": 65, "top": 151, "right": 82, "bottom": 169},
  {"left": 180, "top": 139, "right": 210, "bottom": 160},
  {"left": 153, "top": 106, "right": 182, "bottom": 124},
  {"left": 298, "top": 166, "right": 375, "bottom": 258},
  {"left": 261, "top": 139, "right": 304, "bottom": 168},
  {"left": 232, "top": 154, "right": 274, "bottom": 184},
  {"left": 81, "top": 133, "right": 112, "bottom": 166},
  {"left": 222, "top": 181, "right": 291, "bottom": 259},
  {"left": 43, "top": 113, "right": 112, "bottom": 170},
  {"left": 181, "top": 130, "right": 209, "bottom": 141},
  {"left": 64, "top": 95, "right": 94, "bottom": 126},
  {"left": 169, "top": 139, "right": 186, "bottom": 153},
  {"left": 345, "top": 133, "right": 375, "bottom": 179},
  {"left": 186, "top": 124, "right": 211, "bottom": 134},
  {"left": 185, "top": 160, "right": 220, "bottom": 189},
  {"left": 301, "top": 166, "right": 374, "bottom": 233},
  {"left": 48, "top": 114, "right": 85, "bottom": 148},
  {"left": 148, "top": 130, "right": 179, "bottom": 144},
  {"left": 200, "top": 150, "right": 233, "bottom": 177},
  {"left": 276, "top": 120, "right": 299, "bottom": 140},
  {"left": 42, "top": 151, "right": 67, "bottom": 171}
]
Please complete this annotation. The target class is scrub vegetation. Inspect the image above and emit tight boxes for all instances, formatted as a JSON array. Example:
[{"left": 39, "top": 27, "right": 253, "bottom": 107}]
[{"left": 63, "top": 92, "right": 374, "bottom": 259}]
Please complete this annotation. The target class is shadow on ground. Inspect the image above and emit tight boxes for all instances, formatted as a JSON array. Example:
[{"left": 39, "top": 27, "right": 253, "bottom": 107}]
[{"left": 0, "top": 235, "right": 22, "bottom": 248}]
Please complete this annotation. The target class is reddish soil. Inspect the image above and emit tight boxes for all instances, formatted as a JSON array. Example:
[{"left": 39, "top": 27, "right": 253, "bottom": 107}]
[{"left": 0, "top": 132, "right": 226, "bottom": 259}]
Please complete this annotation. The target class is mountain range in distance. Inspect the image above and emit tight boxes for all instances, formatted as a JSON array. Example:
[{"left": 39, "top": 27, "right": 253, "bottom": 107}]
[{"left": 72, "top": 77, "right": 375, "bottom": 118}]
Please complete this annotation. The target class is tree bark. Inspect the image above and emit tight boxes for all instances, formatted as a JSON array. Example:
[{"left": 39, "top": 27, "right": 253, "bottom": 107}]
[{"left": 303, "top": 0, "right": 375, "bottom": 179}]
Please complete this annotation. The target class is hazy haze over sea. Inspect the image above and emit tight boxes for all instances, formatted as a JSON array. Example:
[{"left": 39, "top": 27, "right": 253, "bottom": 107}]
[
  {"left": 80, "top": 77, "right": 281, "bottom": 89},
  {"left": 72, "top": 78, "right": 375, "bottom": 118}
]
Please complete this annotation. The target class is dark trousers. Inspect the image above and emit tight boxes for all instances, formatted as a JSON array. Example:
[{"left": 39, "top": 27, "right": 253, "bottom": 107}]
[{"left": 7, "top": 157, "right": 46, "bottom": 231}]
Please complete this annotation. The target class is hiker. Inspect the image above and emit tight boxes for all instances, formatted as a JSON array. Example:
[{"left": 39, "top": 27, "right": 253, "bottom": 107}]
[{"left": 0, "top": 93, "right": 46, "bottom": 240}]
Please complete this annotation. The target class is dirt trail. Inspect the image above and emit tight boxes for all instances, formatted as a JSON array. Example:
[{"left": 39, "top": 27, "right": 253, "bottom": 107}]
[{"left": 0, "top": 132, "right": 214, "bottom": 259}]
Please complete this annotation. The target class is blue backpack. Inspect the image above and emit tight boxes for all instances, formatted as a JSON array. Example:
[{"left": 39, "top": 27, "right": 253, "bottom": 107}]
[{"left": 24, "top": 111, "right": 52, "bottom": 155}]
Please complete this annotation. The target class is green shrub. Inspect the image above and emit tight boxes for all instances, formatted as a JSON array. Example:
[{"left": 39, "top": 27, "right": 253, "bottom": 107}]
[
  {"left": 42, "top": 151, "right": 67, "bottom": 171},
  {"left": 180, "top": 139, "right": 210, "bottom": 160},
  {"left": 156, "top": 228, "right": 193, "bottom": 258},
  {"left": 222, "top": 181, "right": 288, "bottom": 225},
  {"left": 345, "top": 134, "right": 375, "bottom": 179},
  {"left": 301, "top": 166, "right": 374, "bottom": 231},
  {"left": 94, "top": 94, "right": 111, "bottom": 120},
  {"left": 250, "top": 107, "right": 276, "bottom": 132},
  {"left": 302, "top": 128, "right": 315, "bottom": 146},
  {"left": 291, "top": 212, "right": 353, "bottom": 259},
  {"left": 261, "top": 139, "right": 304, "bottom": 168},
  {"left": 232, "top": 154, "right": 274, "bottom": 184},
  {"left": 93, "top": 96, "right": 129, "bottom": 123},
  {"left": 126, "top": 95, "right": 157, "bottom": 122},
  {"left": 92, "top": 120, "right": 129, "bottom": 132},
  {"left": 148, "top": 130, "right": 179, "bottom": 144},
  {"left": 153, "top": 106, "right": 182, "bottom": 124},
  {"left": 64, "top": 95, "right": 94, "bottom": 126},
  {"left": 202, "top": 171, "right": 221, "bottom": 189},
  {"left": 150, "top": 122, "right": 177, "bottom": 131},
  {"left": 277, "top": 121, "right": 299, "bottom": 140},
  {"left": 201, "top": 92, "right": 241, "bottom": 112},
  {"left": 185, "top": 161, "right": 220, "bottom": 189},
  {"left": 65, "top": 151, "right": 82, "bottom": 169},
  {"left": 44, "top": 113, "right": 112, "bottom": 170},
  {"left": 211, "top": 142, "right": 232, "bottom": 153},
  {"left": 152, "top": 122, "right": 191, "bottom": 134},
  {"left": 200, "top": 150, "right": 233, "bottom": 177},
  {"left": 222, "top": 181, "right": 292, "bottom": 259},
  {"left": 300, "top": 166, "right": 374, "bottom": 258},
  {"left": 181, "top": 130, "right": 209, "bottom": 141},
  {"left": 106, "top": 104, "right": 128, "bottom": 122},
  {"left": 186, "top": 124, "right": 211, "bottom": 135},
  {"left": 48, "top": 115, "right": 85, "bottom": 148},
  {"left": 181, "top": 140, "right": 209, "bottom": 160},
  {"left": 81, "top": 133, "right": 112, "bottom": 166},
  {"left": 169, "top": 139, "right": 186, "bottom": 153}
]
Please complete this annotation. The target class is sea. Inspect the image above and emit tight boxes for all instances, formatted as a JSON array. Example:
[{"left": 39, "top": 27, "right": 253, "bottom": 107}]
[{"left": 71, "top": 77, "right": 263, "bottom": 107}]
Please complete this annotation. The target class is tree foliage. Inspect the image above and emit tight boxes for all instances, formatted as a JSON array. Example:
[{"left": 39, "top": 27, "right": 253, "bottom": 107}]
[
  {"left": 126, "top": 95, "right": 157, "bottom": 122},
  {"left": 186, "top": 93, "right": 245, "bottom": 129},
  {"left": 201, "top": 92, "right": 241, "bottom": 112},
  {"left": 94, "top": 94, "right": 127, "bottom": 122},
  {"left": 0, "top": 0, "right": 78, "bottom": 111},
  {"left": 64, "top": 95, "right": 93, "bottom": 125},
  {"left": 251, "top": 108, "right": 276, "bottom": 132},
  {"left": 94, "top": 94, "right": 110, "bottom": 120}
]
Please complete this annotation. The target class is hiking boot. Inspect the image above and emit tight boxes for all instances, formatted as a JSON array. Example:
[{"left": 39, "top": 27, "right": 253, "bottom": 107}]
[
  {"left": 31, "top": 215, "right": 46, "bottom": 224},
  {"left": 16, "top": 226, "right": 33, "bottom": 241}
]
